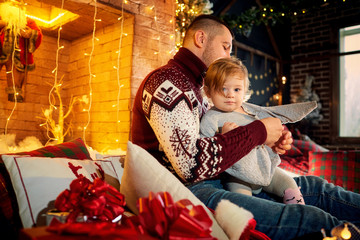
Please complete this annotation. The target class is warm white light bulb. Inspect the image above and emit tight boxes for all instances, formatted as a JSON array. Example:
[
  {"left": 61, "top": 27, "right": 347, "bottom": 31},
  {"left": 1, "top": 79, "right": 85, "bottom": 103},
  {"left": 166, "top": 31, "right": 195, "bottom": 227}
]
[{"left": 341, "top": 223, "right": 351, "bottom": 240}]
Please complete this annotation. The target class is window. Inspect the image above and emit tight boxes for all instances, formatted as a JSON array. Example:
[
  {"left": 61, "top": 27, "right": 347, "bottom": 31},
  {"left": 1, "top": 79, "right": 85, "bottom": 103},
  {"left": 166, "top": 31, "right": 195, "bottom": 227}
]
[{"left": 338, "top": 25, "right": 360, "bottom": 138}]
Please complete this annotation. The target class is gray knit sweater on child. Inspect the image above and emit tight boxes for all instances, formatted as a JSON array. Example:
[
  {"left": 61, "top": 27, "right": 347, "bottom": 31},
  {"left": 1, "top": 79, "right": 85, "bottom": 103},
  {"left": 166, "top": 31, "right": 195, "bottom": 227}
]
[{"left": 200, "top": 101, "right": 317, "bottom": 187}]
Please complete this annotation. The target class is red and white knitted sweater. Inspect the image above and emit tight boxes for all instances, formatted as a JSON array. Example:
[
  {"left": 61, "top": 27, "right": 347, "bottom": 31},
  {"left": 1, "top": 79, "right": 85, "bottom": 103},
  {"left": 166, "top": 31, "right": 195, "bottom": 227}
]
[{"left": 132, "top": 48, "right": 267, "bottom": 183}]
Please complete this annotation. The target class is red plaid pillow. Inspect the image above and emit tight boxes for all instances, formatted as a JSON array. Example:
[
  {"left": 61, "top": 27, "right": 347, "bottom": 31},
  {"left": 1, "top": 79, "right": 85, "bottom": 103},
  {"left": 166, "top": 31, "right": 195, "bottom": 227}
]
[
  {"left": 15, "top": 138, "right": 92, "bottom": 160},
  {"left": 279, "top": 155, "right": 309, "bottom": 175},
  {"left": 308, "top": 151, "right": 360, "bottom": 193}
]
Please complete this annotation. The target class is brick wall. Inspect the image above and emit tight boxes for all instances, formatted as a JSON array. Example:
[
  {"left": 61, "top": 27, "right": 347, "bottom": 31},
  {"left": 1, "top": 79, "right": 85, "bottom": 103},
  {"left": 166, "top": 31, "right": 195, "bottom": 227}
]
[
  {"left": 290, "top": 2, "right": 360, "bottom": 145},
  {"left": 66, "top": 15, "right": 134, "bottom": 152},
  {"left": 0, "top": 0, "right": 175, "bottom": 153},
  {"left": 74, "top": 0, "right": 175, "bottom": 151},
  {"left": 95, "top": 0, "right": 175, "bottom": 150}
]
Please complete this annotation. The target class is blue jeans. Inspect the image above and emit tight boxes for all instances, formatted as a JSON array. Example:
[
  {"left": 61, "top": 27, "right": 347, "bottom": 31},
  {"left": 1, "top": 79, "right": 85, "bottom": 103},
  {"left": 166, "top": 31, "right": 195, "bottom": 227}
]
[{"left": 187, "top": 175, "right": 360, "bottom": 240}]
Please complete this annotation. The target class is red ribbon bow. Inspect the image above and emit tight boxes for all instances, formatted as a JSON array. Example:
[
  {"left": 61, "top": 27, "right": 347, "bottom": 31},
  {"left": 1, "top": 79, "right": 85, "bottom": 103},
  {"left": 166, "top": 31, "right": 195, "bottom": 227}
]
[
  {"left": 49, "top": 191, "right": 215, "bottom": 240},
  {"left": 54, "top": 176, "right": 126, "bottom": 223},
  {"left": 134, "top": 191, "right": 215, "bottom": 239}
]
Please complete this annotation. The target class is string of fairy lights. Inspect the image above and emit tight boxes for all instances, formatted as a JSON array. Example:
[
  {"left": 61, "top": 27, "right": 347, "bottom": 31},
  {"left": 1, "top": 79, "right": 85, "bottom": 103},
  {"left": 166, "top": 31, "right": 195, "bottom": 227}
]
[
  {"left": 221, "top": 0, "right": 352, "bottom": 36},
  {"left": 81, "top": 0, "right": 167, "bottom": 147},
  {"left": 4, "top": 30, "right": 19, "bottom": 143},
  {"left": 45, "top": 0, "right": 65, "bottom": 144},
  {"left": 114, "top": 1, "right": 126, "bottom": 144},
  {"left": 76, "top": 0, "right": 169, "bottom": 147},
  {"left": 81, "top": 0, "right": 98, "bottom": 144}
]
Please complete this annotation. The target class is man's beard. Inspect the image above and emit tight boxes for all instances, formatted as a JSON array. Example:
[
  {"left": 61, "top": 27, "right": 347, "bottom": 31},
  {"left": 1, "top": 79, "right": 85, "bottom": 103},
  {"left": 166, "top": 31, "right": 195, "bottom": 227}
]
[{"left": 201, "top": 41, "right": 215, "bottom": 67}]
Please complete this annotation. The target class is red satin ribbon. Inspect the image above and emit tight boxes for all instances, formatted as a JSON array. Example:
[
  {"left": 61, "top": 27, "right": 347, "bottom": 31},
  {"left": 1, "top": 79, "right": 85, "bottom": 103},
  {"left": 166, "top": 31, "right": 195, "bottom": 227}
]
[
  {"left": 135, "top": 192, "right": 215, "bottom": 240},
  {"left": 54, "top": 176, "right": 126, "bottom": 223},
  {"left": 49, "top": 191, "right": 216, "bottom": 240}
]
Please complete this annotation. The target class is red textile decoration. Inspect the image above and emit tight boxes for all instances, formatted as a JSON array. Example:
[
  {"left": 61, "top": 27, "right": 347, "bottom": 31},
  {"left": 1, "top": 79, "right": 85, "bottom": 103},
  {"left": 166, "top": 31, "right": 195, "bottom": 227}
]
[
  {"left": 54, "top": 176, "right": 126, "bottom": 223},
  {"left": 49, "top": 191, "right": 215, "bottom": 240},
  {"left": 134, "top": 192, "right": 215, "bottom": 240},
  {"left": 48, "top": 218, "right": 144, "bottom": 240}
]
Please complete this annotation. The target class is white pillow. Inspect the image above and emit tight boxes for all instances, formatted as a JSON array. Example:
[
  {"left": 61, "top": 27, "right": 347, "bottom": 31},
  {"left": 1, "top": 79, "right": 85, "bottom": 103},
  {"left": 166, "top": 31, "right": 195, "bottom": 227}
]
[
  {"left": 120, "top": 141, "right": 229, "bottom": 240},
  {"left": 2, "top": 155, "right": 123, "bottom": 228}
]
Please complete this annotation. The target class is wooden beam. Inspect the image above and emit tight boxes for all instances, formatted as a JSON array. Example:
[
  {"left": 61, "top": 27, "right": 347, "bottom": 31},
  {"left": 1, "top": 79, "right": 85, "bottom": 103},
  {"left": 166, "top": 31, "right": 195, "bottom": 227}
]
[
  {"left": 220, "top": 0, "right": 237, "bottom": 16},
  {"left": 233, "top": 41, "right": 280, "bottom": 63},
  {"left": 291, "top": 49, "right": 360, "bottom": 64}
]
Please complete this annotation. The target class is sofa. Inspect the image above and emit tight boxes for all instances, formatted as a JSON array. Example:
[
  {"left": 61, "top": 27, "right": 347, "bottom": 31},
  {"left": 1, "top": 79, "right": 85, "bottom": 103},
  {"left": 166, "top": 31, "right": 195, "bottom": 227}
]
[
  {"left": 1, "top": 137, "right": 359, "bottom": 240},
  {"left": 0, "top": 138, "right": 256, "bottom": 240}
]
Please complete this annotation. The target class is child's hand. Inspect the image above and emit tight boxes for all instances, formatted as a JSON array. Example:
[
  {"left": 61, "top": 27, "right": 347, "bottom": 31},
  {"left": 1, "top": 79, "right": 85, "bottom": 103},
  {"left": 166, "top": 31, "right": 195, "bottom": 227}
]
[
  {"left": 221, "top": 122, "right": 238, "bottom": 134},
  {"left": 273, "top": 130, "right": 293, "bottom": 154}
]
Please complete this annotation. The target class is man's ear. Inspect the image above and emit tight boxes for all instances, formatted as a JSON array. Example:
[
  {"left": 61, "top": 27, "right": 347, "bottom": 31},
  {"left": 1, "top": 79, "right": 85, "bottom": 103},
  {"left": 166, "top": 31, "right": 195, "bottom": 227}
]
[{"left": 194, "top": 30, "right": 206, "bottom": 48}]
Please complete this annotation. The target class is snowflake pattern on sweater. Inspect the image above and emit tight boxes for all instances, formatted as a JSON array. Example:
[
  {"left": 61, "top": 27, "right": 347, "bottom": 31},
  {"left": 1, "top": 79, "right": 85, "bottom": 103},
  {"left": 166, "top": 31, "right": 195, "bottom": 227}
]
[{"left": 141, "top": 65, "right": 212, "bottom": 181}]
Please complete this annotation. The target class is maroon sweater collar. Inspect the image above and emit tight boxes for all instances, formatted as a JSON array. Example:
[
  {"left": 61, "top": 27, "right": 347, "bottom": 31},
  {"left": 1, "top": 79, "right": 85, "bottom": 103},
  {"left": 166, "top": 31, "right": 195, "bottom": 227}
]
[{"left": 170, "top": 48, "right": 207, "bottom": 87}]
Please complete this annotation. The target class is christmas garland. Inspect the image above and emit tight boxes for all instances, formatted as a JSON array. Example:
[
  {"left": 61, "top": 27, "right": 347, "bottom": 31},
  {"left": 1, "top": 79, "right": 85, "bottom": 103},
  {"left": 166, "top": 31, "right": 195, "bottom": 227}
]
[{"left": 176, "top": 0, "right": 356, "bottom": 38}]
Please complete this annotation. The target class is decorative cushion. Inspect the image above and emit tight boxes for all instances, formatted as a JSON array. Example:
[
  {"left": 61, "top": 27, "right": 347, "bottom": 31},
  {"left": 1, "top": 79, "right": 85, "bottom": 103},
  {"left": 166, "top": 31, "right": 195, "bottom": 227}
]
[
  {"left": 279, "top": 155, "right": 309, "bottom": 176},
  {"left": 308, "top": 151, "right": 360, "bottom": 193},
  {"left": 1, "top": 155, "right": 123, "bottom": 228},
  {"left": 279, "top": 140, "right": 329, "bottom": 176},
  {"left": 120, "top": 141, "right": 229, "bottom": 240},
  {"left": 0, "top": 138, "right": 92, "bottom": 230},
  {"left": 292, "top": 139, "right": 328, "bottom": 158}
]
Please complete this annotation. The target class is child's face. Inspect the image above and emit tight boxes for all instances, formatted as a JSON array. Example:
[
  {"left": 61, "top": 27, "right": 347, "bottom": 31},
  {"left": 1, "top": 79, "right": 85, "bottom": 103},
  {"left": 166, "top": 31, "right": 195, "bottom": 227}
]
[{"left": 208, "top": 74, "right": 245, "bottom": 112}]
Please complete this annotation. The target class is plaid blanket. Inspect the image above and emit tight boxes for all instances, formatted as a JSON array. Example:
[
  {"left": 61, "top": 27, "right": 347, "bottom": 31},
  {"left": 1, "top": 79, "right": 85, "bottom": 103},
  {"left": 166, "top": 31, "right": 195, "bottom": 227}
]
[
  {"left": 308, "top": 151, "right": 360, "bottom": 193},
  {"left": 279, "top": 139, "right": 360, "bottom": 193}
]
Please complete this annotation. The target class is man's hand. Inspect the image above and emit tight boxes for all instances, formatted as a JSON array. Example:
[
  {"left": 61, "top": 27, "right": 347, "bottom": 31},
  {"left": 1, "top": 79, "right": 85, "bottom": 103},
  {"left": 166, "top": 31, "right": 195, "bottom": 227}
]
[
  {"left": 221, "top": 122, "right": 238, "bottom": 134},
  {"left": 273, "top": 130, "right": 293, "bottom": 154},
  {"left": 260, "top": 117, "right": 283, "bottom": 147}
]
